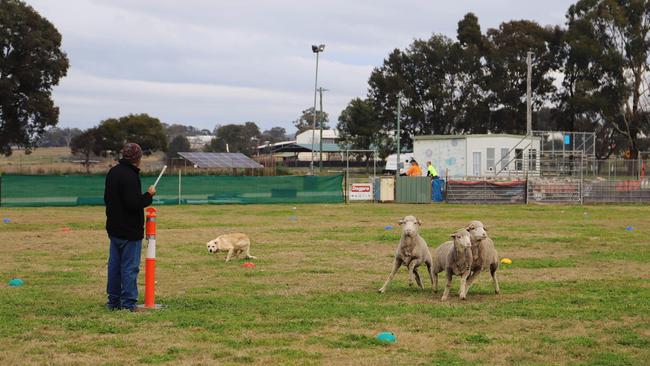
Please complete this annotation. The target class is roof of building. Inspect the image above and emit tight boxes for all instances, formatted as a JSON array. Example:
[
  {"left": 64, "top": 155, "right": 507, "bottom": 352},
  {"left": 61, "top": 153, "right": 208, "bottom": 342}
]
[
  {"left": 255, "top": 140, "right": 296, "bottom": 149},
  {"left": 413, "top": 133, "right": 541, "bottom": 141},
  {"left": 269, "top": 143, "right": 343, "bottom": 153},
  {"left": 296, "top": 143, "right": 342, "bottom": 152},
  {"left": 186, "top": 135, "right": 215, "bottom": 142},
  {"left": 296, "top": 129, "right": 339, "bottom": 139}
]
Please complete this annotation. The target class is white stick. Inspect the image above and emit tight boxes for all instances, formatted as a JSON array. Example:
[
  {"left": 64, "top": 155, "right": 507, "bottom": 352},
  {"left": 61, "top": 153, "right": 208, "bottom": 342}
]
[{"left": 153, "top": 165, "right": 167, "bottom": 188}]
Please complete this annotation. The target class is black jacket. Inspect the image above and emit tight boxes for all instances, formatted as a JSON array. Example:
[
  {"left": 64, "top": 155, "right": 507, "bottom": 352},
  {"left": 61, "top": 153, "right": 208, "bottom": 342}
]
[{"left": 104, "top": 159, "right": 153, "bottom": 240}]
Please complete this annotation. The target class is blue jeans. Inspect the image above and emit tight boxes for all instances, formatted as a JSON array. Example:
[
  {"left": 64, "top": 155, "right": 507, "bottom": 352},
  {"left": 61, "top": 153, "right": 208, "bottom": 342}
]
[{"left": 106, "top": 235, "right": 142, "bottom": 310}]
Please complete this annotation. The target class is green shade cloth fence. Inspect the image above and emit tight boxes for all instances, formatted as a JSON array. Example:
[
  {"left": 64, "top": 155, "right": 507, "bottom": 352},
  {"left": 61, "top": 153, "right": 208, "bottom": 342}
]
[{"left": 0, "top": 174, "right": 344, "bottom": 207}]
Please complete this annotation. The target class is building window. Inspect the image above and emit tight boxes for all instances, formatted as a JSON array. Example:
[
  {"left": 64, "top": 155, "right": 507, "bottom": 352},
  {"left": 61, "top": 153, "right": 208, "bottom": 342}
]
[
  {"left": 486, "top": 148, "right": 495, "bottom": 172},
  {"left": 500, "top": 148, "right": 509, "bottom": 171},
  {"left": 473, "top": 151, "right": 482, "bottom": 176},
  {"left": 528, "top": 149, "right": 537, "bottom": 171},
  {"left": 515, "top": 149, "right": 523, "bottom": 171}
]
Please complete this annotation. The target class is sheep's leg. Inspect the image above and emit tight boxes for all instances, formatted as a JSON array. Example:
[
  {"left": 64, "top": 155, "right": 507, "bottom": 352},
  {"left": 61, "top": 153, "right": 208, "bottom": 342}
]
[
  {"left": 413, "top": 267, "right": 424, "bottom": 289},
  {"left": 407, "top": 260, "right": 419, "bottom": 287},
  {"left": 225, "top": 248, "right": 235, "bottom": 262},
  {"left": 490, "top": 264, "right": 500, "bottom": 294},
  {"left": 433, "top": 272, "right": 438, "bottom": 293},
  {"left": 441, "top": 271, "right": 453, "bottom": 301},
  {"left": 378, "top": 258, "right": 402, "bottom": 293},
  {"left": 459, "top": 272, "right": 470, "bottom": 300},
  {"left": 465, "top": 268, "right": 482, "bottom": 293},
  {"left": 425, "top": 261, "right": 436, "bottom": 294}
]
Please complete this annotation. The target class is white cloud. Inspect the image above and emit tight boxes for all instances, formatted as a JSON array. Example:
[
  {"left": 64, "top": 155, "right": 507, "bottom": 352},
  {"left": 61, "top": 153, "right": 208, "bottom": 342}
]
[{"left": 25, "top": 0, "right": 576, "bottom": 133}]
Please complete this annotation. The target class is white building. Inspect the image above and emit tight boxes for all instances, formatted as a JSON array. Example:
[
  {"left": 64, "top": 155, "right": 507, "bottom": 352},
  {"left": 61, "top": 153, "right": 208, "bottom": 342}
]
[
  {"left": 295, "top": 129, "right": 340, "bottom": 161},
  {"left": 413, "top": 134, "right": 541, "bottom": 178},
  {"left": 295, "top": 129, "right": 339, "bottom": 145},
  {"left": 187, "top": 135, "right": 215, "bottom": 150}
]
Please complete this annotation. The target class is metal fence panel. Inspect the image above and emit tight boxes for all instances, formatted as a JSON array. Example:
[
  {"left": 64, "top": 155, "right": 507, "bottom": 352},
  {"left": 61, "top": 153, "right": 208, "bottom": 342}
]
[
  {"left": 527, "top": 178, "right": 581, "bottom": 204},
  {"left": 582, "top": 178, "right": 650, "bottom": 203},
  {"left": 446, "top": 180, "right": 526, "bottom": 204},
  {"left": 396, "top": 177, "right": 431, "bottom": 203}
]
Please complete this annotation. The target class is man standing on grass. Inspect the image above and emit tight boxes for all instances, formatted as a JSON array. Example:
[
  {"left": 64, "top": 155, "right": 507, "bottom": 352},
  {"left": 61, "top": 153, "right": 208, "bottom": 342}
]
[{"left": 104, "top": 143, "right": 156, "bottom": 312}]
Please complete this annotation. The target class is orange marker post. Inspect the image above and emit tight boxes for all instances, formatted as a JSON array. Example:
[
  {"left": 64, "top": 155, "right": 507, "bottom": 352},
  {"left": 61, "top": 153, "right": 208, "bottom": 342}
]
[{"left": 144, "top": 207, "right": 159, "bottom": 309}]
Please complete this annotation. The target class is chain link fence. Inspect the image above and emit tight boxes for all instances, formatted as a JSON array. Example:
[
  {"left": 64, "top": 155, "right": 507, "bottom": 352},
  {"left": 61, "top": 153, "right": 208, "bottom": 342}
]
[{"left": 447, "top": 158, "right": 650, "bottom": 204}]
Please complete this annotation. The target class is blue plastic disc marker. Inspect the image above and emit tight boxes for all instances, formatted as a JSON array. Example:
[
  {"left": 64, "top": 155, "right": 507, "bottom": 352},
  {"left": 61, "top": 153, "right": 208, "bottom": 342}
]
[
  {"left": 8, "top": 278, "right": 24, "bottom": 286},
  {"left": 376, "top": 332, "right": 396, "bottom": 343}
]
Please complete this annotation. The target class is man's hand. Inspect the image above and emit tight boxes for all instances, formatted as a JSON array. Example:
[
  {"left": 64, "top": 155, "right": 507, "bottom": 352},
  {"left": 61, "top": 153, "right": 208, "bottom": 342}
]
[{"left": 147, "top": 185, "right": 156, "bottom": 196}]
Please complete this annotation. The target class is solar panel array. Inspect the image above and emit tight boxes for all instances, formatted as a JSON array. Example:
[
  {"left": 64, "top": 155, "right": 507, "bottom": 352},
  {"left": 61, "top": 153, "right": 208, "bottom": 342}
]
[{"left": 178, "top": 152, "right": 263, "bottom": 169}]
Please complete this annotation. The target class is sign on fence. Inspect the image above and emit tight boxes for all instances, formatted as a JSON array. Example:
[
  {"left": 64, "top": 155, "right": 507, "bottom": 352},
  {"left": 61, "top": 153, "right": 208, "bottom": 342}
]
[{"left": 349, "top": 183, "right": 373, "bottom": 201}]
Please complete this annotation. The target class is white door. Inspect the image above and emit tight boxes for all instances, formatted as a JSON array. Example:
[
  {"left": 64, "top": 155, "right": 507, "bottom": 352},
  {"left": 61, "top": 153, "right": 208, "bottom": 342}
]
[{"left": 472, "top": 152, "right": 481, "bottom": 176}]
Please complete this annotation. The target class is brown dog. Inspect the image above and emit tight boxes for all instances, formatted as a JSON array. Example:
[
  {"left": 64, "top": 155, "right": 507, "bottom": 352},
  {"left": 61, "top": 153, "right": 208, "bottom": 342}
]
[{"left": 206, "top": 233, "right": 257, "bottom": 262}]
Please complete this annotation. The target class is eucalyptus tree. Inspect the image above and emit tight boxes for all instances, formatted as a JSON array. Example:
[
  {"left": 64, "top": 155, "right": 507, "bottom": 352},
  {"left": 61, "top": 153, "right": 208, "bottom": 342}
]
[
  {"left": 559, "top": 0, "right": 650, "bottom": 158},
  {"left": 0, "top": 0, "right": 69, "bottom": 155}
]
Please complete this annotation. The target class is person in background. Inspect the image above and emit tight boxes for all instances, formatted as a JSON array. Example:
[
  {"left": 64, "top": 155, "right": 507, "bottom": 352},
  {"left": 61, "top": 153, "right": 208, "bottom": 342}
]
[
  {"left": 427, "top": 161, "right": 439, "bottom": 179},
  {"left": 406, "top": 159, "right": 423, "bottom": 176},
  {"left": 104, "top": 143, "right": 156, "bottom": 312}
]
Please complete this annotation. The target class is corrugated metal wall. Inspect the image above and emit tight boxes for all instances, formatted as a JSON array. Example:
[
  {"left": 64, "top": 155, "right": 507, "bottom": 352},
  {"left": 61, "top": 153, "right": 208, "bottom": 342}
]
[{"left": 396, "top": 177, "right": 432, "bottom": 203}]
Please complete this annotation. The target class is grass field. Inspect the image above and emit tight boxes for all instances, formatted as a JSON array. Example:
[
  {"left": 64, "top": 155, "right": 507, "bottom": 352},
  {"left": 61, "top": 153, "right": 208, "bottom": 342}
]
[{"left": 1, "top": 203, "right": 649, "bottom": 365}]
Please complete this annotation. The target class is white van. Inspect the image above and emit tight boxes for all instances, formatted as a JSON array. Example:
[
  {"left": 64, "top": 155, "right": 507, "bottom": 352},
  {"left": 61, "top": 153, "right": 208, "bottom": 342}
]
[{"left": 384, "top": 153, "right": 414, "bottom": 175}]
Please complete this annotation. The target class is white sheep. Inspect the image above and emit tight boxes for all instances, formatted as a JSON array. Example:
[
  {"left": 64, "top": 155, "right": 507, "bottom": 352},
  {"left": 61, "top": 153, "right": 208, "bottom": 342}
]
[
  {"left": 464, "top": 220, "right": 500, "bottom": 295},
  {"left": 378, "top": 215, "right": 435, "bottom": 294},
  {"left": 432, "top": 228, "right": 473, "bottom": 300}
]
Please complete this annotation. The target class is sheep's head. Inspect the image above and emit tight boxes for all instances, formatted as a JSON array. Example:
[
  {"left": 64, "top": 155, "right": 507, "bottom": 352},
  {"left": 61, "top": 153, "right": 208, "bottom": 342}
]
[
  {"left": 466, "top": 220, "right": 488, "bottom": 241},
  {"left": 399, "top": 215, "right": 421, "bottom": 237},
  {"left": 451, "top": 228, "right": 472, "bottom": 250}
]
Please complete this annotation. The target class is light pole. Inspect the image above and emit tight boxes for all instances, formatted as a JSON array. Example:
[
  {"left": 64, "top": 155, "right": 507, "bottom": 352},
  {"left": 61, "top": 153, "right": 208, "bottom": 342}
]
[
  {"left": 311, "top": 44, "right": 325, "bottom": 175},
  {"left": 318, "top": 86, "right": 328, "bottom": 173}
]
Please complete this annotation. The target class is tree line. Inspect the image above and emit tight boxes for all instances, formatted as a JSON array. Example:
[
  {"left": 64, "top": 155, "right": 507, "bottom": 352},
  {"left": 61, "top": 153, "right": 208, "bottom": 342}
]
[
  {"left": 64, "top": 113, "right": 296, "bottom": 171},
  {"left": 337, "top": 1, "right": 650, "bottom": 159},
  {"left": 4, "top": 0, "right": 650, "bottom": 162}
]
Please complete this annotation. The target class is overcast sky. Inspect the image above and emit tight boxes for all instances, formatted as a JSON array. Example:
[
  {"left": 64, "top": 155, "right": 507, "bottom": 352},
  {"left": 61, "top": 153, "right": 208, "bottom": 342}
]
[{"left": 26, "top": 0, "right": 576, "bottom": 134}]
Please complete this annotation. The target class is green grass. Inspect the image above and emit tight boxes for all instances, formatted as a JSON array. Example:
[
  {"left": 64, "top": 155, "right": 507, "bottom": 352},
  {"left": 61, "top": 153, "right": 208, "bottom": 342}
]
[
  {"left": 1, "top": 203, "right": 649, "bottom": 365},
  {"left": 512, "top": 257, "right": 576, "bottom": 268}
]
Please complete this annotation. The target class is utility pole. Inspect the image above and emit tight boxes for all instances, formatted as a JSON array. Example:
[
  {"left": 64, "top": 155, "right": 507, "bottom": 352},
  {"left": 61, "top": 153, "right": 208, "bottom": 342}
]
[
  {"left": 526, "top": 51, "right": 533, "bottom": 135},
  {"left": 396, "top": 94, "right": 402, "bottom": 180},
  {"left": 526, "top": 51, "right": 534, "bottom": 174},
  {"left": 318, "top": 87, "right": 328, "bottom": 173}
]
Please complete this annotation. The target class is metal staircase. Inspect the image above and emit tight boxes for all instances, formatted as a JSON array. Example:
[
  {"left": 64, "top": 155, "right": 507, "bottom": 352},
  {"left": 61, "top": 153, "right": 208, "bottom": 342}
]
[{"left": 493, "top": 131, "right": 596, "bottom": 178}]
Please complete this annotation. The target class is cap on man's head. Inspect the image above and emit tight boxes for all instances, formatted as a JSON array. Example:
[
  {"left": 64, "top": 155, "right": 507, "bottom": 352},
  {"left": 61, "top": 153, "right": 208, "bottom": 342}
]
[{"left": 121, "top": 143, "right": 143, "bottom": 163}]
